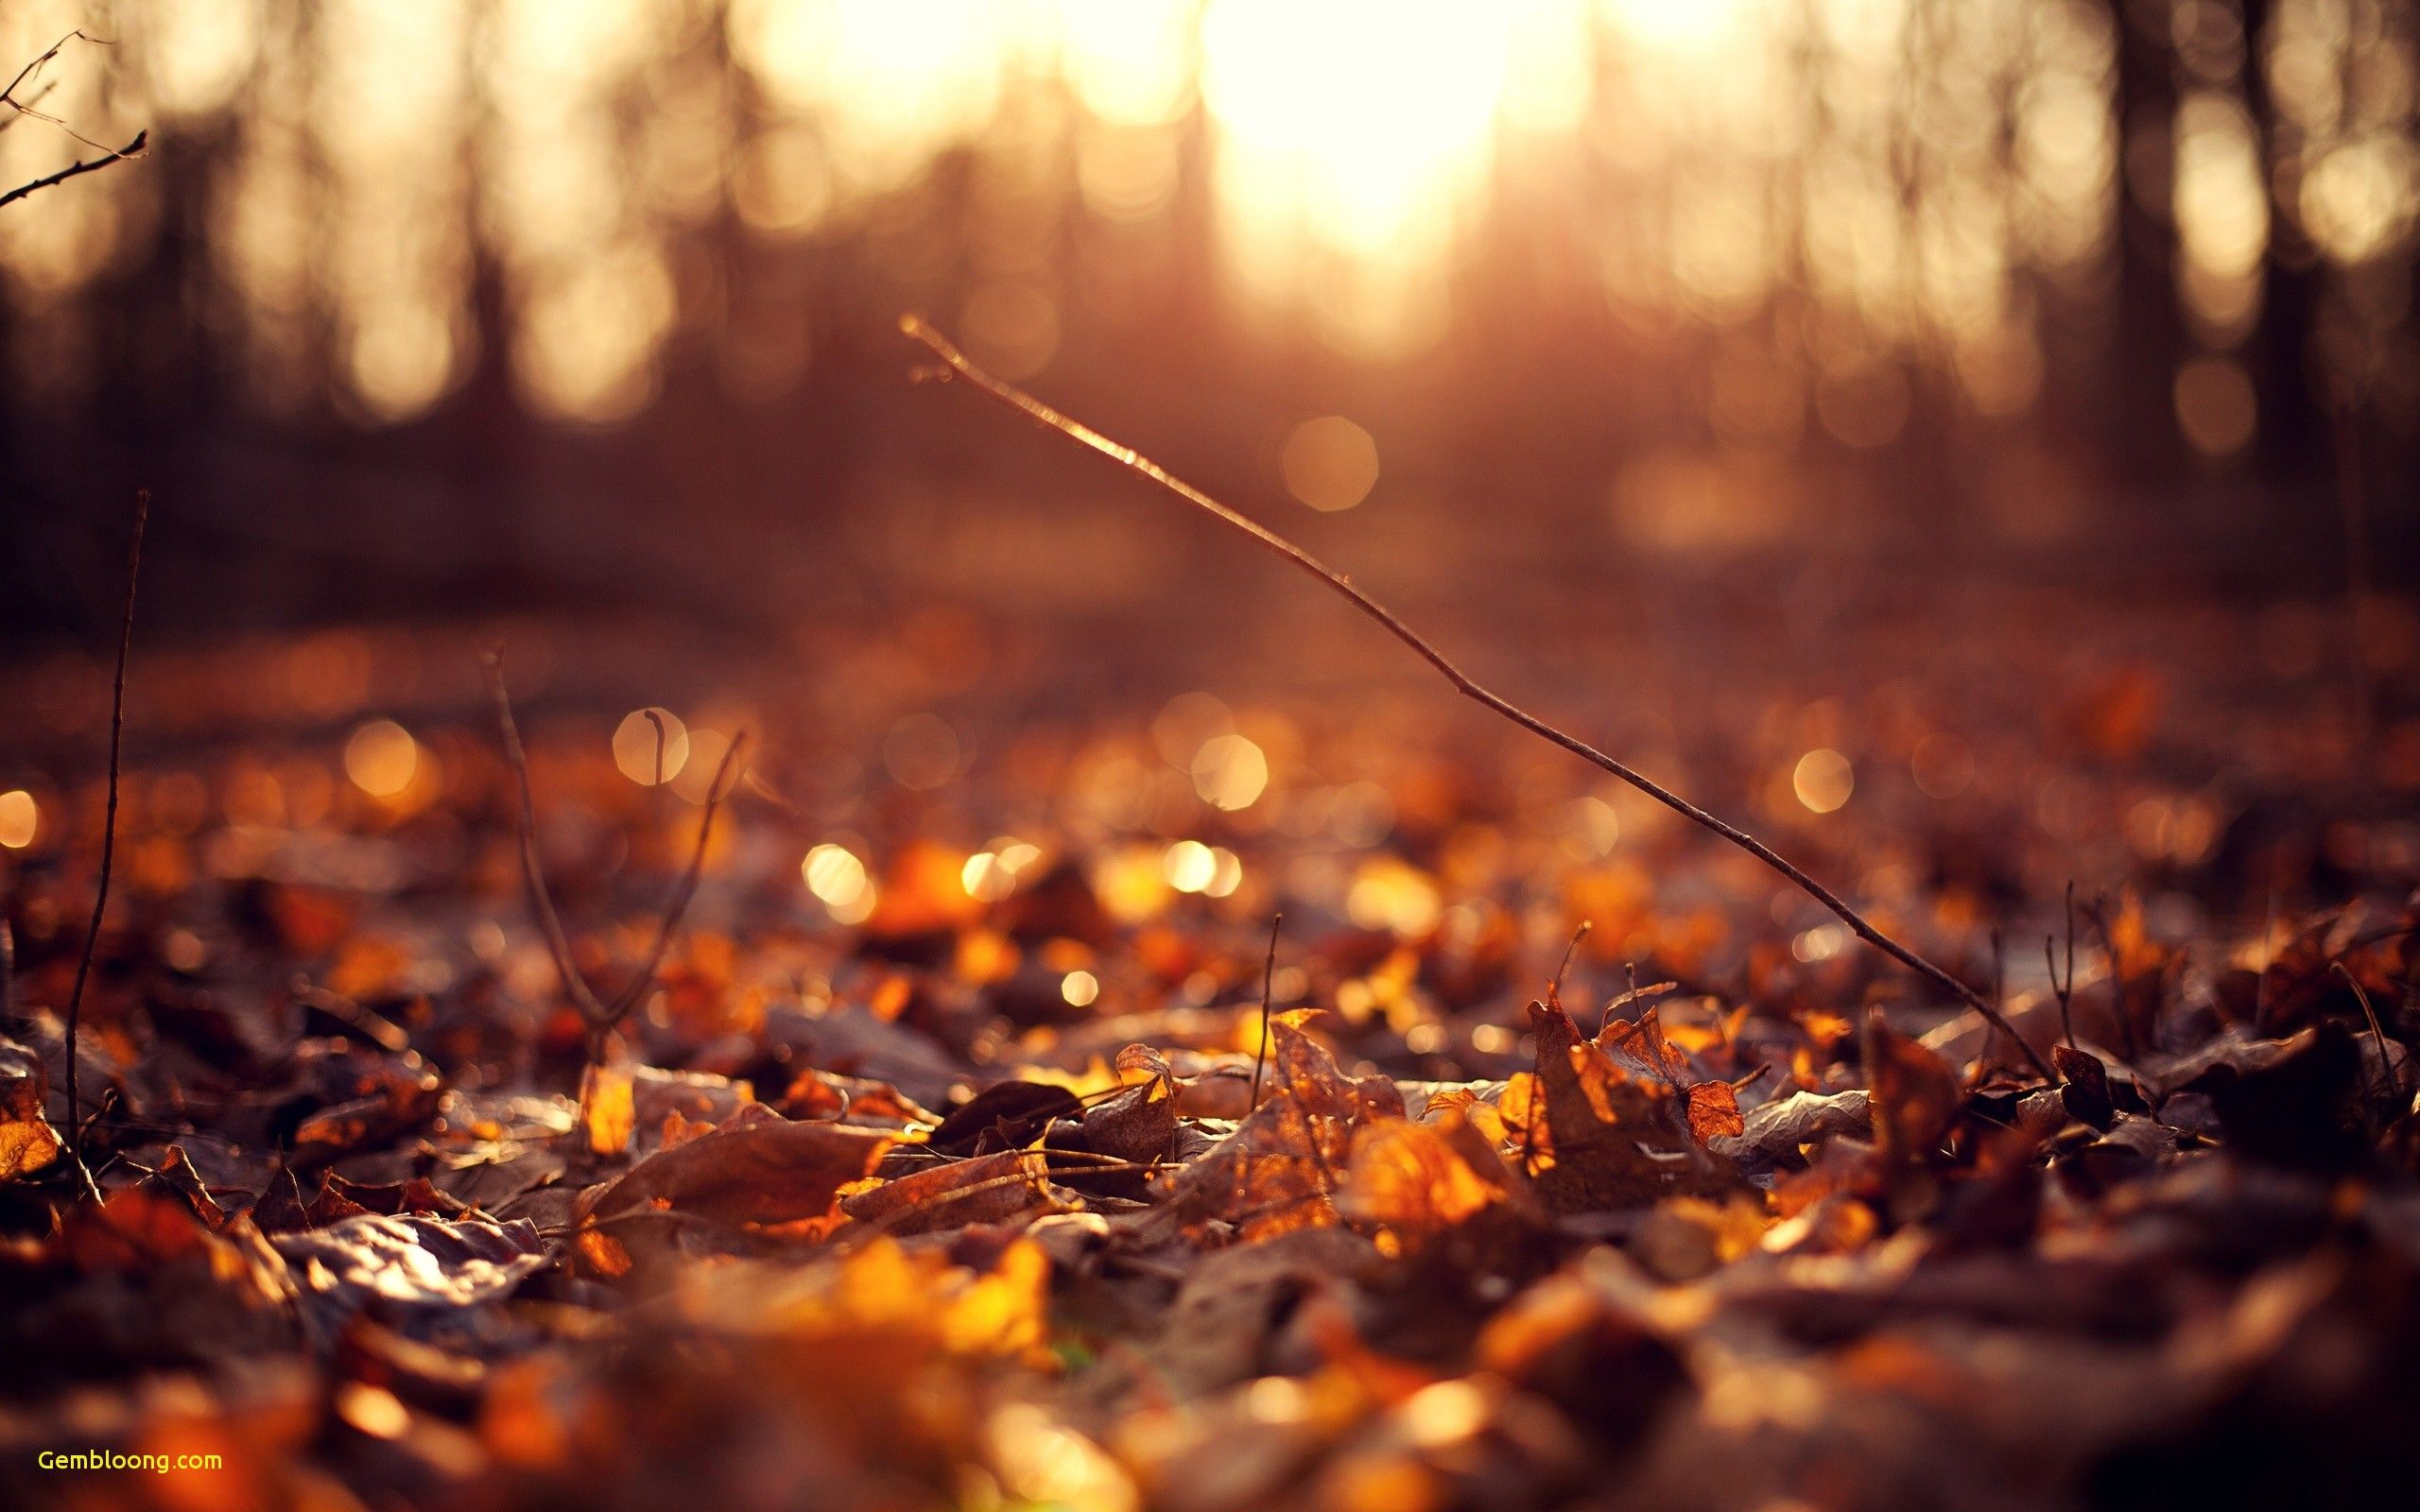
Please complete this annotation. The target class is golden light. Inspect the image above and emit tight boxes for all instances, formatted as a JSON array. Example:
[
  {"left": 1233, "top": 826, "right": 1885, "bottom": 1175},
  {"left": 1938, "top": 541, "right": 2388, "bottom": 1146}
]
[
  {"left": 962, "top": 838, "right": 1046, "bottom": 902},
  {"left": 344, "top": 720, "right": 420, "bottom": 799},
  {"left": 612, "top": 708, "right": 691, "bottom": 786},
  {"left": 1792, "top": 924, "right": 1847, "bottom": 963},
  {"left": 1190, "top": 732, "right": 1269, "bottom": 810},
  {"left": 1601, "top": 0, "right": 1752, "bottom": 54},
  {"left": 2299, "top": 139, "right": 2414, "bottom": 265},
  {"left": 1094, "top": 844, "right": 1173, "bottom": 922},
  {"left": 804, "top": 843, "right": 876, "bottom": 923},
  {"left": 1792, "top": 749, "right": 1855, "bottom": 815},
  {"left": 1204, "top": 847, "right": 1244, "bottom": 899},
  {"left": 1346, "top": 857, "right": 1442, "bottom": 936},
  {"left": 1200, "top": 0, "right": 1517, "bottom": 352},
  {"left": 0, "top": 790, "right": 37, "bottom": 850},
  {"left": 1162, "top": 839, "right": 1219, "bottom": 894},
  {"left": 672, "top": 729, "right": 735, "bottom": 804},
  {"left": 962, "top": 851, "right": 1015, "bottom": 902},
  {"left": 1280, "top": 417, "right": 1380, "bottom": 512},
  {"left": 1061, "top": 969, "right": 1101, "bottom": 1008},
  {"left": 1054, "top": 0, "right": 1195, "bottom": 126},
  {"left": 728, "top": 0, "right": 1015, "bottom": 193}
]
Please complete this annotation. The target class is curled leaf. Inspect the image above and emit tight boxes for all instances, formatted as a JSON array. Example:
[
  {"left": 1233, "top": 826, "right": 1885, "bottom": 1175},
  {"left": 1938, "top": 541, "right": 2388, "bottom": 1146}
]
[{"left": 582, "top": 1107, "right": 893, "bottom": 1228}]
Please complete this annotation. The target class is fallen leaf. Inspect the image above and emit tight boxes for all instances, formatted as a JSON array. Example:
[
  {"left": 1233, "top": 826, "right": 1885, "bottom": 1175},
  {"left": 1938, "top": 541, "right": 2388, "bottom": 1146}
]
[{"left": 582, "top": 1106, "right": 893, "bottom": 1227}]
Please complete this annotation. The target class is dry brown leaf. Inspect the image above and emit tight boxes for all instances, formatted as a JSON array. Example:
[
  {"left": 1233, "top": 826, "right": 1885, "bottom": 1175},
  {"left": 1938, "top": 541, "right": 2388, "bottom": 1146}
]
[
  {"left": 581, "top": 1106, "right": 893, "bottom": 1227},
  {"left": 839, "top": 1147, "right": 1058, "bottom": 1237}
]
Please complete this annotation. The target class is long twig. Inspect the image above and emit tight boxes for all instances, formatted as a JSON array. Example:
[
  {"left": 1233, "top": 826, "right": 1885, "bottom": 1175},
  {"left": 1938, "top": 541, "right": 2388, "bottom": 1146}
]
[
  {"left": 485, "top": 654, "right": 749, "bottom": 1062},
  {"left": 2333, "top": 961, "right": 2399, "bottom": 1105},
  {"left": 1552, "top": 919, "right": 1591, "bottom": 998},
  {"left": 0, "top": 33, "right": 147, "bottom": 211},
  {"left": 1, "top": 29, "right": 95, "bottom": 106},
  {"left": 60, "top": 490, "right": 147, "bottom": 1199},
  {"left": 0, "top": 127, "right": 144, "bottom": 212},
  {"left": 2046, "top": 880, "right": 2078, "bottom": 1052},
  {"left": 597, "top": 735, "right": 748, "bottom": 1026},
  {"left": 486, "top": 653, "right": 610, "bottom": 1026},
  {"left": 1248, "top": 913, "right": 1282, "bottom": 1114},
  {"left": 900, "top": 316, "right": 2053, "bottom": 1080}
]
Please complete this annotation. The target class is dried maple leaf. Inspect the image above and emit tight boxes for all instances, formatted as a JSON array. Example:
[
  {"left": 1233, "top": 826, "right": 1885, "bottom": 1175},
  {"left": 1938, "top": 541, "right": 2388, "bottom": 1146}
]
[
  {"left": 1521, "top": 996, "right": 1737, "bottom": 1213},
  {"left": 1157, "top": 1020, "right": 1404, "bottom": 1242},
  {"left": 1340, "top": 1111, "right": 1525, "bottom": 1250},
  {"left": 1685, "top": 1080, "right": 1745, "bottom": 1143}
]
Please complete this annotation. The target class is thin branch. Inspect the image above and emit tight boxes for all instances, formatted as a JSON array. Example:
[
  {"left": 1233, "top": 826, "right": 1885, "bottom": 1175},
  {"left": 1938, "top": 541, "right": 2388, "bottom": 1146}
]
[
  {"left": 485, "top": 654, "right": 750, "bottom": 1045},
  {"left": 2333, "top": 961, "right": 2398, "bottom": 1105},
  {"left": 0, "top": 128, "right": 144, "bottom": 212},
  {"left": 2047, "top": 879, "right": 2077, "bottom": 1052},
  {"left": 1552, "top": 919, "right": 1591, "bottom": 998},
  {"left": 1248, "top": 912, "right": 1282, "bottom": 1114},
  {"left": 643, "top": 708, "right": 670, "bottom": 788},
  {"left": 61, "top": 490, "right": 147, "bottom": 1201},
  {"left": 0, "top": 78, "right": 59, "bottom": 133},
  {"left": 0, "top": 29, "right": 99, "bottom": 105},
  {"left": 900, "top": 315, "right": 2054, "bottom": 1080},
  {"left": 485, "top": 652, "right": 611, "bottom": 1026},
  {"left": 598, "top": 734, "right": 748, "bottom": 1024}
]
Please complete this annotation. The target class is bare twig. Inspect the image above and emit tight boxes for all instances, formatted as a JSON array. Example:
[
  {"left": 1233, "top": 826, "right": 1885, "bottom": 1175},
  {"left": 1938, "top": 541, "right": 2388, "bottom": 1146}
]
[
  {"left": 901, "top": 316, "right": 2053, "bottom": 1080},
  {"left": 597, "top": 735, "right": 747, "bottom": 1026},
  {"left": 2045, "top": 880, "right": 2078, "bottom": 1052},
  {"left": 486, "top": 653, "right": 611, "bottom": 1027},
  {"left": 1, "top": 32, "right": 147, "bottom": 211},
  {"left": 60, "top": 490, "right": 147, "bottom": 1200},
  {"left": 1248, "top": 912, "right": 1282, "bottom": 1113},
  {"left": 0, "top": 127, "right": 145, "bottom": 211},
  {"left": 1552, "top": 919, "right": 1591, "bottom": 998},
  {"left": 485, "top": 654, "right": 748, "bottom": 1074},
  {"left": 0, "top": 77, "right": 58, "bottom": 133},
  {"left": 2333, "top": 961, "right": 2399, "bottom": 1104},
  {"left": 643, "top": 708, "right": 670, "bottom": 788},
  {"left": 1, "top": 29, "right": 95, "bottom": 105}
]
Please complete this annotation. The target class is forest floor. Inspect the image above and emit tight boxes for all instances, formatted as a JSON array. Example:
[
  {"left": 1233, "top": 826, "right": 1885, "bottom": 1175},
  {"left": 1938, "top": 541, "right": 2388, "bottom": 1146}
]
[{"left": 2, "top": 577, "right": 2416, "bottom": 1512}]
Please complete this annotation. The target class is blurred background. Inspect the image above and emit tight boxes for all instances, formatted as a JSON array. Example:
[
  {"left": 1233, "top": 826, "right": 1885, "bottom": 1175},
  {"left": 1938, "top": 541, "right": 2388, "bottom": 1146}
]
[{"left": 0, "top": 0, "right": 2414, "bottom": 642}]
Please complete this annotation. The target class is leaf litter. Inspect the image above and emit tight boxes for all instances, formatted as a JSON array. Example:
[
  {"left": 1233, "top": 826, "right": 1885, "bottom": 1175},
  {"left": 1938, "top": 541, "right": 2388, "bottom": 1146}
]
[{"left": 3, "top": 464, "right": 2419, "bottom": 1509}]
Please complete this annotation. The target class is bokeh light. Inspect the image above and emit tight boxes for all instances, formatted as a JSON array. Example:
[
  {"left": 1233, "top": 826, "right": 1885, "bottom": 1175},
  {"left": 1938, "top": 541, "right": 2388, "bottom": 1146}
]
[
  {"left": 1280, "top": 418, "right": 1380, "bottom": 512},
  {"left": 343, "top": 720, "right": 420, "bottom": 799},
  {"left": 612, "top": 708, "right": 691, "bottom": 786},
  {"left": 0, "top": 789, "right": 37, "bottom": 850},
  {"left": 804, "top": 842, "right": 876, "bottom": 924},
  {"left": 1792, "top": 748, "right": 1855, "bottom": 815}
]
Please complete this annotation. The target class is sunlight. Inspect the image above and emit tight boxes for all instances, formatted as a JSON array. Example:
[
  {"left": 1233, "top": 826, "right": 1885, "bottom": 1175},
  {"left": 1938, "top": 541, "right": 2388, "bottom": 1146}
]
[{"left": 1199, "top": 0, "right": 1526, "bottom": 352}]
